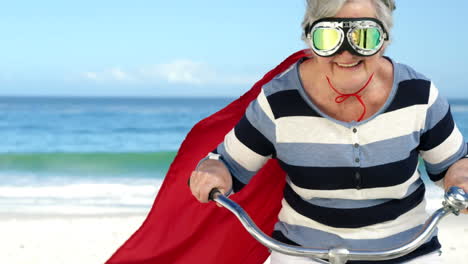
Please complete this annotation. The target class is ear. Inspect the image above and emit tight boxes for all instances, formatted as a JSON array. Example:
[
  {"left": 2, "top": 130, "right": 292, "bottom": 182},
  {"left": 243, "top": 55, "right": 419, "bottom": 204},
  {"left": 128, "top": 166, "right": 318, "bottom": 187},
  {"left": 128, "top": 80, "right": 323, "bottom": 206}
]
[
  {"left": 304, "top": 47, "right": 315, "bottom": 58},
  {"left": 379, "top": 41, "right": 390, "bottom": 55}
]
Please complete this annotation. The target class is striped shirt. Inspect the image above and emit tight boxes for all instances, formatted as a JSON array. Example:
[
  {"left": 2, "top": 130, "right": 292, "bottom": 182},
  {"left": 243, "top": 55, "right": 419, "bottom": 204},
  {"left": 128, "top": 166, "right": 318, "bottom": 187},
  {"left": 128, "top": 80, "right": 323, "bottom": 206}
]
[{"left": 208, "top": 57, "right": 466, "bottom": 262}]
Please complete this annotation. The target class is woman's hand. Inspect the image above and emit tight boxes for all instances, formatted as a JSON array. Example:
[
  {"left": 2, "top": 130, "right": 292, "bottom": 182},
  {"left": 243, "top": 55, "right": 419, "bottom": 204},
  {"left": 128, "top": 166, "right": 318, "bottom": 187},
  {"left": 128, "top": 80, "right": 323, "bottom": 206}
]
[
  {"left": 444, "top": 158, "right": 468, "bottom": 214},
  {"left": 189, "top": 159, "right": 233, "bottom": 203}
]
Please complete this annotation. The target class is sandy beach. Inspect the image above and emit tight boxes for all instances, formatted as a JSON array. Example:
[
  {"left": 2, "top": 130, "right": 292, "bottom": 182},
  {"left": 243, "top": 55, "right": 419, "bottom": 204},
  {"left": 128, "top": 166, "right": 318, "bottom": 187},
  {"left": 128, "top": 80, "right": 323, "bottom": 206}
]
[
  {"left": 0, "top": 212, "right": 466, "bottom": 264},
  {"left": 0, "top": 213, "right": 146, "bottom": 264}
]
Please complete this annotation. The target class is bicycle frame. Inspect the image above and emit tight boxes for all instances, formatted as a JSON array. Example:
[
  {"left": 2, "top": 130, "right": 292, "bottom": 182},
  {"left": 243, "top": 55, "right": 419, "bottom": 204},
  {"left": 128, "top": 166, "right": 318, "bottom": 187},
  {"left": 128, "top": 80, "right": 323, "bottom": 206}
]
[{"left": 210, "top": 186, "right": 467, "bottom": 264}]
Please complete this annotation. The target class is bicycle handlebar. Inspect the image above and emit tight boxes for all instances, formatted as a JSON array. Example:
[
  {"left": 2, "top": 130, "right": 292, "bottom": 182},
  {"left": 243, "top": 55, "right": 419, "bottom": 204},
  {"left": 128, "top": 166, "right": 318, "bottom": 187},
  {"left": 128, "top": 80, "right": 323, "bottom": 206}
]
[{"left": 210, "top": 186, "right": 467, "bottom": 264}]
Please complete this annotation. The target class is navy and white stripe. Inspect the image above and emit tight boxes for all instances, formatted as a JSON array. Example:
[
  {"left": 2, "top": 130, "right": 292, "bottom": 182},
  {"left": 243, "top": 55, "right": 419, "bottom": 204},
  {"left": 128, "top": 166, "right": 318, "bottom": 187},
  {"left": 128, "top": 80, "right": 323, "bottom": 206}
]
[{"left": 202, "top": 57, "right": 466, "bottom": 261}]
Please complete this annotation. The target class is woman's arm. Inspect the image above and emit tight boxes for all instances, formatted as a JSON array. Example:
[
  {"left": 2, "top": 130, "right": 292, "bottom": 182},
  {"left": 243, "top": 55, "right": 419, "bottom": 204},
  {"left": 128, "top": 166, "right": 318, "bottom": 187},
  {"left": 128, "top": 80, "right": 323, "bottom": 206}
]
[
  {"left": 444, "top": 158, "right": 468, "bottom": 214},
  {"left": 189, "top": 89, "right": 277, "bottom": 203}
]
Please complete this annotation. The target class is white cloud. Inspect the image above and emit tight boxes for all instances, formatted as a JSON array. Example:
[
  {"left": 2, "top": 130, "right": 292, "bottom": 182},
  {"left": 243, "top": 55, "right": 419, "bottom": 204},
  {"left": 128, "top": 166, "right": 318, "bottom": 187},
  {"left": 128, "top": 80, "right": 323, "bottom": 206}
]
[
  {"left": 145, "top": 59, "right": 259, "bottom": 85},
  {"left": 83, "top": 72, "right": 98, "bottom": 80},
  {"left": 82, "top": 60, "right": 259, "bottom": 85},
  {"left": 110, "top": 67, "right": 132, "bottom": 81},
  {"left": 143, "top": 60, "right": 214, "bottom": 85},
  {"left": 82, "top": 68, "right": 133, "bottom": 82}
]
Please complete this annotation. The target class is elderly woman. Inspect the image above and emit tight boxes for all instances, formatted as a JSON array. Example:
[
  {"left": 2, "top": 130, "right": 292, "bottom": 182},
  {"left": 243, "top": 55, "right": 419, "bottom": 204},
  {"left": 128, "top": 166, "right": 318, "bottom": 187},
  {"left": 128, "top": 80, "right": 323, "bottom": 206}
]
[{"left": 189, "top": 0, "right": 468, "bottom": 263}]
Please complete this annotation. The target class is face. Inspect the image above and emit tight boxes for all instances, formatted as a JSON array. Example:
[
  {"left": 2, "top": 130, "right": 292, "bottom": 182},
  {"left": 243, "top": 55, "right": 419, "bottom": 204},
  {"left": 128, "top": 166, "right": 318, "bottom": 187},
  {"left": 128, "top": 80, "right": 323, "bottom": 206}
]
[{"left": 313, "top": 0, "right": 384, "bottom": 88}]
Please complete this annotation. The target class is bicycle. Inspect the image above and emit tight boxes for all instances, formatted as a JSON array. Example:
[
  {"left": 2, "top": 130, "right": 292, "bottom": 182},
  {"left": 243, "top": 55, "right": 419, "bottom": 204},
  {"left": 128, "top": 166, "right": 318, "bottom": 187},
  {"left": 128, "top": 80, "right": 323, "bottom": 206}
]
[{"left": 209, "top": 186, "right": 468, "bottom": 264}]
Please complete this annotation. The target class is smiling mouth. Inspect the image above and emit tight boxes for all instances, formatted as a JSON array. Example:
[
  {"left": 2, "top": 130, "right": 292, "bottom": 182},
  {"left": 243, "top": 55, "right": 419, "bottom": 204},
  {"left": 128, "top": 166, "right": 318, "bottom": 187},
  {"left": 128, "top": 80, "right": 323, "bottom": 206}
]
[{"left": 336, "top": 61, "right": 362, "bottom": 68}]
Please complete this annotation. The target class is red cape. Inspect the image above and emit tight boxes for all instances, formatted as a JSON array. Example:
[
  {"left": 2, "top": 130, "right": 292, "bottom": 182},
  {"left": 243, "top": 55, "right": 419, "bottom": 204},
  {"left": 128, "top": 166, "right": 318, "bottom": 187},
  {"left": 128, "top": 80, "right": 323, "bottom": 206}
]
[{"left": 106, "top": 50, "right": 309, "bottom": 264}]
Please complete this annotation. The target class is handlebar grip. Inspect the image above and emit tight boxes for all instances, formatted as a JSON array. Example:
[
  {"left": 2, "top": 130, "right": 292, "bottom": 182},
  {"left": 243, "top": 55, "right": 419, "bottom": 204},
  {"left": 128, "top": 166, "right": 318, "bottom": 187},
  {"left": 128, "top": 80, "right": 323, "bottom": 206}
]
[
  {"left": 209, "top": 188, "right": 222, "bottom": 201},
  {"left": 188, "top": 177, "right": 222, "bottom": 201}
]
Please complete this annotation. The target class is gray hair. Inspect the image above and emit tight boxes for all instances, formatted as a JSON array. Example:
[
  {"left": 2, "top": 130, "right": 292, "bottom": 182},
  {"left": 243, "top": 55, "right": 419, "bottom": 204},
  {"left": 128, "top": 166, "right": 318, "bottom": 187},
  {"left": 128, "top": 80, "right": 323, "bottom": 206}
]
[{"left": 301, "top": 0, "right": 396, "bottom": 43}]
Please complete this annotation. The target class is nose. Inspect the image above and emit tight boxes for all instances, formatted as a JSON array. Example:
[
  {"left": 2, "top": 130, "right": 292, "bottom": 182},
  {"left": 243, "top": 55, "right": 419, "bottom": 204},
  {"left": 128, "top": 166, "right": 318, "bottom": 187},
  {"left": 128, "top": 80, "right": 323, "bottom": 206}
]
[{"left": 335, "top": 50, "right": 355, "bottom": 59}]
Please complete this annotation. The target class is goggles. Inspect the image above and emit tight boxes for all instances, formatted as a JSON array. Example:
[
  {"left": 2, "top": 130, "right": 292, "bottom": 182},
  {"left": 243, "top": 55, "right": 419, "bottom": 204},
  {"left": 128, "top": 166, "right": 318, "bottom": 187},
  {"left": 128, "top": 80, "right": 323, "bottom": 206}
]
[{"left": 305, "top": 17, "right": 389, "bottom": 57}]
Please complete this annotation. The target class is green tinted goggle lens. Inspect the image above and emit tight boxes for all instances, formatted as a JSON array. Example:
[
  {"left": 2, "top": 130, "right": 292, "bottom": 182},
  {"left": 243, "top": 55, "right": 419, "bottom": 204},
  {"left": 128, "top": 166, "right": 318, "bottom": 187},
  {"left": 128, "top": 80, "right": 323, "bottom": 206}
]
[
  {"left": 313, "top": 28, "right": 341, "bottom": 50},
  {"left": 351, "top": 28, "right": 381, "bottom": 50},
  {"left": 312, "top": 27, "right": 382, "bottom": 51}
]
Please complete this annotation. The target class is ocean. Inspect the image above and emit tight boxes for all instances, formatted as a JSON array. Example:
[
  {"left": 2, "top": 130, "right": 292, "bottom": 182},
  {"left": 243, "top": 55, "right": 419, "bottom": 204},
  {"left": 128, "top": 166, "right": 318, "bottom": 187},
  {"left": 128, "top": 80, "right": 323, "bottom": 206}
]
[
  {"left": 0, "top": 96, "right": 233, "bottom": 214},
  {"left": 1, "top": 96, "right": 467, "bottom": 215}
]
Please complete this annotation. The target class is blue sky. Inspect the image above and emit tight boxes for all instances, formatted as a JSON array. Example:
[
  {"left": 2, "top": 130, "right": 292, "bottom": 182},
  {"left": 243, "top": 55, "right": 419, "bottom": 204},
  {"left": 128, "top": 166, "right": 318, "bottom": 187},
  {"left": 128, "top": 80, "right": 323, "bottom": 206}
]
[{"left": 1, "top": 0, "right": 467, "bottom": 98}]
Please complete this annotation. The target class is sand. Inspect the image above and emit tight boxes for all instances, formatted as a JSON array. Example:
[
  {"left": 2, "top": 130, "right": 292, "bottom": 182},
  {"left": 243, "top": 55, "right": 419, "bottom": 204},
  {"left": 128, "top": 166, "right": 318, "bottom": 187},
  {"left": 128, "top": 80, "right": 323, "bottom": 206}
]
[
  {"left": 0, "top": 213, "right": 466, "bottom": 264},
  {"left": 0, "top": 213, "right": 145, "bottom": 264}
]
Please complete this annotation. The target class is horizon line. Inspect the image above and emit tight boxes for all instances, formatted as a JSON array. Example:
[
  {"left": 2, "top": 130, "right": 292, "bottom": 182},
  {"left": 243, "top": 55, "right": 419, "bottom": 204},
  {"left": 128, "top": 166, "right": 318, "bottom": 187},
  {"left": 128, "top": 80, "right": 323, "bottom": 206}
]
[{"left": 1, "top": 94, "right": 468, "bottom": 101}]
